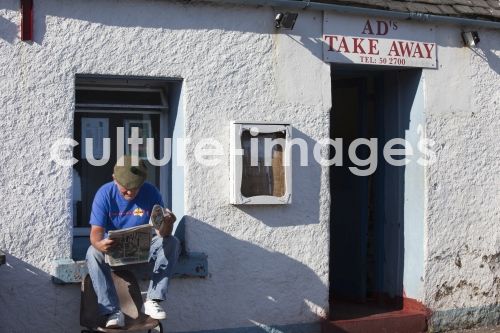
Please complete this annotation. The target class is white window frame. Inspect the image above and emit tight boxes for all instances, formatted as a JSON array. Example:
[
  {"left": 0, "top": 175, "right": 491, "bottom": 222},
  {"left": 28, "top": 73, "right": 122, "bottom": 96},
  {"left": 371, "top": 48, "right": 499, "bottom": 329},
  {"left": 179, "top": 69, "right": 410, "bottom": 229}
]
[{"left": 230, "top": 121, "right": 292, "bottom": 205}]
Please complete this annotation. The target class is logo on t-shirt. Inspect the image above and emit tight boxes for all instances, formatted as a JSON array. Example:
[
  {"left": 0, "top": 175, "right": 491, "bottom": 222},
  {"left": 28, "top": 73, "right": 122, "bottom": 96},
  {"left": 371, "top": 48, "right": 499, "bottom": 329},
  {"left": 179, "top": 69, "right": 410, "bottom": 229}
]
[{"left": 133, "top": 208, "right": 144, "bottom": 217}]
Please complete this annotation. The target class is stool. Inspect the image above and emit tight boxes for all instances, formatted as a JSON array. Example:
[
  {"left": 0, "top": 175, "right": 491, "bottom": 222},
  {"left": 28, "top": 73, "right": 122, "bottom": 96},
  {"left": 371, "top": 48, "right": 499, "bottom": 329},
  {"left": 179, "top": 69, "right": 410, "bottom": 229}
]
[{"left": 80, "top": 270, "right": 163, "bottom": 333}]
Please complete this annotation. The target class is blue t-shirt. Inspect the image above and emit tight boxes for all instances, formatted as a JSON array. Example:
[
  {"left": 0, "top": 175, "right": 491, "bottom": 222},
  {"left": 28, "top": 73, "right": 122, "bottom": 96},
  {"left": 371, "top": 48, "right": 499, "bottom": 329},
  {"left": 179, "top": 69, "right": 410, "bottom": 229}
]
[{"left": 89, "top": 181, "right": 164, "bottom": 233}]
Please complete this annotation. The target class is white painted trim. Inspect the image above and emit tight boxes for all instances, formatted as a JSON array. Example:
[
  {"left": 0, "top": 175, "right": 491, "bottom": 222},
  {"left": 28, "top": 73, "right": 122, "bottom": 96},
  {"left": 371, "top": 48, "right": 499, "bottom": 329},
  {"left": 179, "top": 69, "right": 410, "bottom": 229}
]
[{"left": 230, "top": 121, "right": 292, "bottom": 205}]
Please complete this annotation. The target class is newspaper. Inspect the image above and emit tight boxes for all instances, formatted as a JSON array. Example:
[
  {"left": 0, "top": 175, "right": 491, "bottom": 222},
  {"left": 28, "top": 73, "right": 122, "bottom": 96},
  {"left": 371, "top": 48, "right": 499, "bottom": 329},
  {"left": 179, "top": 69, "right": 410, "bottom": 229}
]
[
  {"left": 105, "top": 224, "right": 152, "bottom": 267},
  {"left": 104, "top": 205, "right": 176, "bottom": 267}
]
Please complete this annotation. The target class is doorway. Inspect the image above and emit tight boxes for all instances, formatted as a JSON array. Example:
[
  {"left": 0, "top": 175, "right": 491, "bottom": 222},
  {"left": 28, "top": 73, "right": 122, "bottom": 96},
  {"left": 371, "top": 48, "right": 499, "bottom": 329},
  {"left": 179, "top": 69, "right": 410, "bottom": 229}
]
[{"left": 329, "top": 65, "right": 422, "bottom": 319}]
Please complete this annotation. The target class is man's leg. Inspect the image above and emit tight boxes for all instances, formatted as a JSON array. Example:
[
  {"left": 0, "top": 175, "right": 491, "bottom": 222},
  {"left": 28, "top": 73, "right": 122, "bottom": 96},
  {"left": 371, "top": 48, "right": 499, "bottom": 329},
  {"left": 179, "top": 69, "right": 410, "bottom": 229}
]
[
  {"left": 147, "top": 235, "right": 181, "bottom": 301},
  {"left": 85, "top": 246, "right": 120, "bottom": 315}
]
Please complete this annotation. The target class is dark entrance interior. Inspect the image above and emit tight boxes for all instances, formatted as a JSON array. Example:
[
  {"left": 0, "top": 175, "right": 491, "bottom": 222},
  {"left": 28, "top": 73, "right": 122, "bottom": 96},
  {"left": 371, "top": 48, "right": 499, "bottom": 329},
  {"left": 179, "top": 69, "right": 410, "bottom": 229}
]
[{"left": 329, "top": 65, "right": 421, "bottom": 320}]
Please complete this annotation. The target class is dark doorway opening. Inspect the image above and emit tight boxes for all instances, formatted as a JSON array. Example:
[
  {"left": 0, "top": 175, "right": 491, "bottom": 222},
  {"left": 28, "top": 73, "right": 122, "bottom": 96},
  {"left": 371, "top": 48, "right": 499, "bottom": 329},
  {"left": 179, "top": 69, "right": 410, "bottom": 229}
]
[{"left": 329, "top": 65, "right": 422, "bottom": 320}]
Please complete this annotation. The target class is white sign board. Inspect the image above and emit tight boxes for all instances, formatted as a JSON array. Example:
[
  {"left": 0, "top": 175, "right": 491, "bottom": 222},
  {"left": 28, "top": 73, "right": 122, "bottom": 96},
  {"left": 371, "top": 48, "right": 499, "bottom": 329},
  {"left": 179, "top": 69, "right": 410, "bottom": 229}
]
[{"left": 323, "top": 13, "right": 437, "bottom": 68}]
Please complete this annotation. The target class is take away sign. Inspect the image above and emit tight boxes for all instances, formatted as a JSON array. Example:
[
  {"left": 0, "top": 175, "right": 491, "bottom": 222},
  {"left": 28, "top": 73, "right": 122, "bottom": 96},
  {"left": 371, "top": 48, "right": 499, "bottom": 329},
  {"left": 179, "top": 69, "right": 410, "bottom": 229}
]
[{"left": 323, "top": 13, "right": 437, "bottom": 68}]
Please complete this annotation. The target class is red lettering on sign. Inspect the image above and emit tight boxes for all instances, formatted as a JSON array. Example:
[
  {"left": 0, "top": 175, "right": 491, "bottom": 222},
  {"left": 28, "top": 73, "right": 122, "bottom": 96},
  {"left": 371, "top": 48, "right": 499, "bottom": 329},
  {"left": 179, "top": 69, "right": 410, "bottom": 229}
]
[
  {"left": 368, "top": 39, "right": 379, "bottom": 55},
  {"left": 413, "top": 43, "right": 424, "bottom": 58},
  {"left": 324, "top": 35, "right": 338, "bottom": 51},
  {"left": 387, "top": 40, "right": 435, "bottom": 59},
  {"left": 353, "top": 38, "right": 366, "bottom": 54},
  {"left": 423, "top": 43, "right": 435, "bottom": 59},
  {"left": 398, "top": 41, "right": 414, "bottom": 57},
  {"left": 338, "top": 37, "right": 350, "bottom": 53},
  {"left": 388, "top": 41, "right": 400, "bottom": 56}
]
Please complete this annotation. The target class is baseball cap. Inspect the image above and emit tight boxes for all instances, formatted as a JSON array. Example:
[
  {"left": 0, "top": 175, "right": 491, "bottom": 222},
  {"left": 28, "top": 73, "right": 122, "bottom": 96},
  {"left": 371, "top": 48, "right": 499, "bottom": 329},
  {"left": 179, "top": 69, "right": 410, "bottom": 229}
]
[{"left": 113, "top": 155, "right": 148, "bottom": 189}]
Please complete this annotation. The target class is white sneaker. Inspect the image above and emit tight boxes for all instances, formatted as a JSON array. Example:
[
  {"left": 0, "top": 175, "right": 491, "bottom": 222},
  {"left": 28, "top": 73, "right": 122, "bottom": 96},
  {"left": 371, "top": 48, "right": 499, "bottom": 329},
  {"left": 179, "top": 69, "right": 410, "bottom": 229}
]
[
  {"left": 144, "top": 299, "right": 167, "bottom": 320},
  {"left": 105, "top": 310, "right": 125, "bottom": 328}
]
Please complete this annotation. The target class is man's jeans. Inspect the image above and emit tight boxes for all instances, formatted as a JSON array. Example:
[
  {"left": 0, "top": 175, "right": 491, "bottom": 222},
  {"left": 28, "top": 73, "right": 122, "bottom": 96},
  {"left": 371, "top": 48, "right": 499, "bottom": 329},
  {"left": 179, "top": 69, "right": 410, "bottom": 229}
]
[{"left": 86, "top": 235, "right": 181, "bottom": 315}]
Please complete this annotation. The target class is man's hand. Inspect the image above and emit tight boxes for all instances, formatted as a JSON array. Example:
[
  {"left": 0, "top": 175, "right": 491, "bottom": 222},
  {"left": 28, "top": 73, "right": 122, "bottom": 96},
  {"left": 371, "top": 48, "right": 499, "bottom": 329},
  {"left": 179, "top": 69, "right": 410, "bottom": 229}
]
[
  {"left": 155, "top": 209, "right": 176, "bottom": 238},
  {"left": 96, "top": 238, "right": 115, "bottom": 253},
  {"left": 90, "top": 225, "right": 115, "bottom": 253}
]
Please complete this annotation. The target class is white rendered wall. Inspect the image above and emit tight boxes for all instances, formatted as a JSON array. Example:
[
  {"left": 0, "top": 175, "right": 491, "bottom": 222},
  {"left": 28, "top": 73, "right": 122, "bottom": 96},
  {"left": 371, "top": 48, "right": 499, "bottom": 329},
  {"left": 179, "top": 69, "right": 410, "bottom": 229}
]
[
  {"left": 0, "top": 0, "right": 499, "bottom": 332},
  {"left": 0, "top": 1, "right": 330, "bottom": 332},
  {"left": 423, "top": 25, "right": 500, "bottom": 330}
]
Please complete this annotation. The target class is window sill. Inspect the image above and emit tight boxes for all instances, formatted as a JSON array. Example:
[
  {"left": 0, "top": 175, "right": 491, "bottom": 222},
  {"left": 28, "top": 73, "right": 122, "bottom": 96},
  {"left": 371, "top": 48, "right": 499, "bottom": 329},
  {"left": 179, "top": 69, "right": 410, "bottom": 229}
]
[{"left": 51, "top": 251, "right": 208, "bottom": 284}]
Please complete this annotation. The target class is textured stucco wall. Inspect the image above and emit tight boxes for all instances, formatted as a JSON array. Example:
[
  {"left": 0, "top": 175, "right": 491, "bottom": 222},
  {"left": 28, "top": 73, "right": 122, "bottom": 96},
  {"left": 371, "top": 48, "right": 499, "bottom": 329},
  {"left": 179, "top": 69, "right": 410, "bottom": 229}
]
[
  {"left": 0, "top": 0, "right": 499, "bottom": 332},
  {"left": 423, "top": 25, "right": 500, "bottom": 331},
  {"left": 0, "top": 1, "right": 329, "bottom": 332}
]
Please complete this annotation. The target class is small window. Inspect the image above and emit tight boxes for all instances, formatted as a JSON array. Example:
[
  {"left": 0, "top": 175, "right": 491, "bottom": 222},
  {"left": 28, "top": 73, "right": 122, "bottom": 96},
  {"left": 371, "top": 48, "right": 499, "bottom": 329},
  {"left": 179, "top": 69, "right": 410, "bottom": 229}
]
[{"left": 230, "top": 122, "right": 292, "bottom": 205}]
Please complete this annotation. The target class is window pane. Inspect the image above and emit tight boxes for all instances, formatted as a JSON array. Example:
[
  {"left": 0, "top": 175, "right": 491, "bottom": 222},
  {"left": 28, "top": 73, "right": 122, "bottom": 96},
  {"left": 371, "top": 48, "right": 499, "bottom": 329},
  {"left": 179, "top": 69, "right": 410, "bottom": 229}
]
[
  {"left": 76, "top": 89, "right": 163, "bottom": 107},
  {"left": 73, "top": 112, "right": 161, "bottom": 228},
  {"left": 240, "top": 130, "right": 286, "bottom": 198}
]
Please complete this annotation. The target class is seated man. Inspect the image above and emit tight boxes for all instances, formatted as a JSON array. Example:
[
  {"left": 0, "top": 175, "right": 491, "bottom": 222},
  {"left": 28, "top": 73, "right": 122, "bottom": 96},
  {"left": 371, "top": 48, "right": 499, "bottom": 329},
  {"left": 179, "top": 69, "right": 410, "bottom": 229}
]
[{"left": 86, "top": 155, "right": 180, "bottom": 328}]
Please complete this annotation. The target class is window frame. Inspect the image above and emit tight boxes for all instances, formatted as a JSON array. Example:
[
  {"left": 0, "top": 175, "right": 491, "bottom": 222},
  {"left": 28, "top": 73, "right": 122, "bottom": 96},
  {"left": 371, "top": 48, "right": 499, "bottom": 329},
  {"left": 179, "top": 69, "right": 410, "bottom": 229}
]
[
  {"left": 230, "top": 121, "right": 293, "bottom": 205},
  {"left": 73, "top": 83, "right": 171, "bottom": 236}
]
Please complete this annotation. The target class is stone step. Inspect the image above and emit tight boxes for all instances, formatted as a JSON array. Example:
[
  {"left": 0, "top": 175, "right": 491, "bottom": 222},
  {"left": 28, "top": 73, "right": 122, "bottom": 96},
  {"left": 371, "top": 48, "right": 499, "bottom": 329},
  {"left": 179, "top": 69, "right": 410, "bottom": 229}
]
[{"left": 323, "top": 310, "right": 427, "bottom": 333}]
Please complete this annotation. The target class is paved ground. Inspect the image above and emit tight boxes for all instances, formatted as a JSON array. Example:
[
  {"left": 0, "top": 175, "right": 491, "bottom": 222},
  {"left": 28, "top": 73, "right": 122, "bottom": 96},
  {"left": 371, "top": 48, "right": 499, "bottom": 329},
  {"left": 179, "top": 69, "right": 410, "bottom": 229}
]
[{"left": 445, "top": 326, "right": 500, "bottom": 333}]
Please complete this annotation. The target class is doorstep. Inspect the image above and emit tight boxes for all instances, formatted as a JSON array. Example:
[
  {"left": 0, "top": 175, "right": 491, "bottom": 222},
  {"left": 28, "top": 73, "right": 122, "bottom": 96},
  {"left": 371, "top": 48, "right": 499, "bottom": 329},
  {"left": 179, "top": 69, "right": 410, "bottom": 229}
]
[{"left": 323, "top": 309, "right": 428, "bottom": 333}]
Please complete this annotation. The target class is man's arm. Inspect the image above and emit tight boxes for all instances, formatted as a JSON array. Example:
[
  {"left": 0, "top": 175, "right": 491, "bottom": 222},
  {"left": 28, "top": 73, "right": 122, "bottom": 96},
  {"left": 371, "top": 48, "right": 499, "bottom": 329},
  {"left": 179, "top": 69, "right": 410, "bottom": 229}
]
[
  {"left": 90, "top": 225, "right": 115, "bottom": 253},
  {"left": 89, "top": 185, "right": 115, "bottom": 253}
]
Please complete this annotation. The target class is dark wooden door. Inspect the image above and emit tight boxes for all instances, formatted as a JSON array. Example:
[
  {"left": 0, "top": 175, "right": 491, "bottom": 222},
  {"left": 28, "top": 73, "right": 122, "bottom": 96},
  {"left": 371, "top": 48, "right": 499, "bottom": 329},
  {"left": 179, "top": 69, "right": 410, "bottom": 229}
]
[{"left": 330, "top": 78, "right": 370, "bottom": 302}]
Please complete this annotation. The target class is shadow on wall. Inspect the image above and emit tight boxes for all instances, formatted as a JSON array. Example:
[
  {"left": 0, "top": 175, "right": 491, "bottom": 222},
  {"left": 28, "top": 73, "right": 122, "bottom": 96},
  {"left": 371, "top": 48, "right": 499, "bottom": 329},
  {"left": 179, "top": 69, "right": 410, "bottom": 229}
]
[
  {"left": 0, "top": 0, "right": 18, "bottom": 43},
  {"left": 235, "top": 128, "right": 323, "bottom": 227},
  {"left": 470, "top": 45, "right": 500, "bottom": 75},
  {"left": 22, "top": 0, "right": 328, "bottom": 66},
  {"left": 0, "top": 15, "right": 17, "bottom": 43},
  {"left": 28, "top": 0, "right": 276, "bottom": 45},
  {"left": 0, "top": 217, "right": 327, "bottom": 332},
  {"left": 167, "top": 217, "right": 328, "bottom": 331},
  {"left": 0, "top": 253, "right": 82, "bottom": 333}
]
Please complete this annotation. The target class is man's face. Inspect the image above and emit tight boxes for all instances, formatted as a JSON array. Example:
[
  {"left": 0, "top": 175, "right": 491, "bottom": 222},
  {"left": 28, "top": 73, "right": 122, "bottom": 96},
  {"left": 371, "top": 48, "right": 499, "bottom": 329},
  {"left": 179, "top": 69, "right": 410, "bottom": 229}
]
[{"left": 113, "top": 179, "right": 141, "bottom": 201}]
